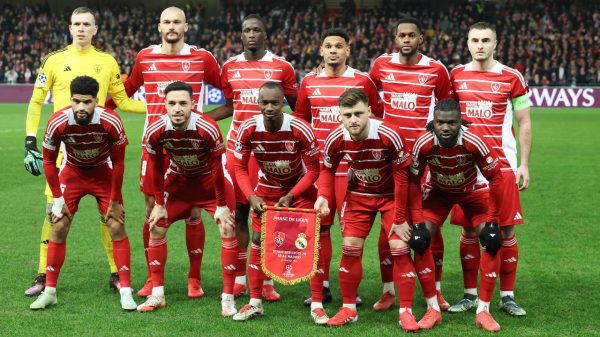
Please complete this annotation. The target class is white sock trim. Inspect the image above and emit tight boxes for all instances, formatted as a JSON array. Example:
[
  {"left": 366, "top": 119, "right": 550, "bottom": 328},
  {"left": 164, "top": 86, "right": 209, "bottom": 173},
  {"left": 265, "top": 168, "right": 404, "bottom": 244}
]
[
  {"left": 464, "top": 288, "right": 478, "bottom": 296},
  {"left": 382, "top": 282, "right": 395, "bottom": 294}
]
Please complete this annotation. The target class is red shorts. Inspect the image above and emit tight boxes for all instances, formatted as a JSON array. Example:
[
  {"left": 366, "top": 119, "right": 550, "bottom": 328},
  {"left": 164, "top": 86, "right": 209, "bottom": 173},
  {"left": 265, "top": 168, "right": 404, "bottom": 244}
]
[
  {"left": 226, "top": 149, "right": 260, "bottom": 205},
  {"left": 450, "top": 171, "right": 523, "bottom": 227},
  {"left": 340, "top": 192, "right": 396, "bottom": 239},
  {"left": 59, "top": 164, "right": 115, "bottom": 215},
  {"left": 423, "top": 188, "right": 488, "bottom": 228},
  {"left": 158, "top": 171, "right": 236, "bottom": 228},
  {"left": 250, "top": 185, "right": 317, "bottom": 233},
  {"left": 320, "top": 175, "right": 347, "bottom": 227},
  {"left": 140, "top": 149, "right": 170, "bottom": 195}
]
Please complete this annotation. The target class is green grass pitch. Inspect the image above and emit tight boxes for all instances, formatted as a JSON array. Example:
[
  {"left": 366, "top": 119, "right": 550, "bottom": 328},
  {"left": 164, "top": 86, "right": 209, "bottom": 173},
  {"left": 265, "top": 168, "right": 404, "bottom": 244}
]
[{"left": 0, "top": 103, "right": 599, "bottom": 336}]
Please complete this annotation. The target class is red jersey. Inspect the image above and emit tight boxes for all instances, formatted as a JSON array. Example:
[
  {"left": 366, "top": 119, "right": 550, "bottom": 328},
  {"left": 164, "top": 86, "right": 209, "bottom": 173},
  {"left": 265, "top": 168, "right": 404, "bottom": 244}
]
[
  {"left": 321, "top": 118, "right": 411, "bottom": 196},
  {"left": 370, "top": 53, "right": 454, "bottom": 145},
  {"left": 42, "top": 106, "right": 128, "bottom": 199},
  {"left": 221, "top": 51, "right": 298, "bottom": 151},
  {"left": 409, "top": 127, "right": 504, "bottom": 223},
  {"left": 144, "top": 112, "right": 227, "bottom": 206},
  {"left": 410, "top": 127, "right": 501, "bottom": 193},
  {"left": 450, "top": 61, "right": 528, "bottom": 172},
  {"left": 145, "top": 112, "right": 225, "bottom": 177},
  {"left": 234, "top": 113, "right": 320, "bottom": 199},
  {"left": 294, "top": 66, "right": 383, "bottom": 176},
  {"left": 125, "top": 44, "right": 221, "bottom": 137}
]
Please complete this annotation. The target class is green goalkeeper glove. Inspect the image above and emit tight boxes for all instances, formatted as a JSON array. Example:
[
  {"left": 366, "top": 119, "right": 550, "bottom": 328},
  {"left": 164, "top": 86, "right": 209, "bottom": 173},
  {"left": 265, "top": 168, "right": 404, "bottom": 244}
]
[{"left": 24, "top": 136, "right": 43, "bottom": 176}]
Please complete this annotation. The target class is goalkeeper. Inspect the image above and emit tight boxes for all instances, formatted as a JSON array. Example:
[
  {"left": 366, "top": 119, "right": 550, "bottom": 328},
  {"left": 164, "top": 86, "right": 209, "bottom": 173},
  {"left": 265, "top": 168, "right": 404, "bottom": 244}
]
[
  {"left": 408, "top": 99, "right": 506, "bottom": 332},
  {"left": 24, "top": 7, "right": 145, "bottom": 296}
]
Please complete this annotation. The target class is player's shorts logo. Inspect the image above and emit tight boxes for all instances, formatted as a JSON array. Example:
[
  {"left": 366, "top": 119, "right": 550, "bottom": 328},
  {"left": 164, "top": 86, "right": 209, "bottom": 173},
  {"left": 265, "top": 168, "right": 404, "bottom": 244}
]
[
  {"left": 491, "top": 82, "right": 501, "bottom": 92},
  {"left": 182, "top": 61, "right": 190, "bottom": 72},
  {"left": 264, "top": 70, "right": 273, "bottom": 79},
  {"left": 418, "top": 74, "right": 428, "bottom": 85},
  {"left": 285, "top": 141, "right": 295, "bottom": 152},
  {"left": 273, "top": 231, "right": 285, "bottom": 247}
]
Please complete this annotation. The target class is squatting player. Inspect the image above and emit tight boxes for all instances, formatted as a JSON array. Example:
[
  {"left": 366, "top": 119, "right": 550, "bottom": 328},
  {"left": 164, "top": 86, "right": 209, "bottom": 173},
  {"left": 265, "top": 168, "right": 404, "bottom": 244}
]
[
  {"left": 30, "top": 76, "right": 135, "bottom": 310},
  {"left": 294, "top": 28, "right": 383, "bottom": 311},
  {"left": 370, "top": 16, "right": 455, "bottom": 311},
  {"left": 206, "top": 14, "right": 298, "bottom": 301},
  {"left": 138, "top": 81, "right": 238, "bottom": 314},
  {"left": 106, "top": 6, "right": 224, "bottom": 299},
  {"left": 23, "top": 6, "right": 145, "bottom": 296},
  {"left": 316, "top": 89, "right": 430, "bottom": 332},
  {"left": 409, "top": 99, "right": 507, "bottom": 332},
  {"left": 232, "top": 82, "right": 319, "bottom": 321},
  {"left": 449, "top": 22, "right": 531, "bottom": 316}
]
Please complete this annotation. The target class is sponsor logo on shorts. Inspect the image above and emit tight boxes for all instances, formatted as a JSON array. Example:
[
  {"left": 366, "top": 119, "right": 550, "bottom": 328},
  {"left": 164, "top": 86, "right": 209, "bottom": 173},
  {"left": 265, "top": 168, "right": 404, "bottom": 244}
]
[
  {"left": 390, "top": 92, "right": 418, "bottom": 111},
  {"left": 466, "top": 101, "right": 494, "bottom": 118}
]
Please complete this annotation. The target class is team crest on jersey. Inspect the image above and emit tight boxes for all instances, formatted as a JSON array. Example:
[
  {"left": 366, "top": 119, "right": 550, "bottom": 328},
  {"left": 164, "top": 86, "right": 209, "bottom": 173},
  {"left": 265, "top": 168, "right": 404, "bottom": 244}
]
[
  {"left": 190, "top": 139, "right": 201, "bottom": 149},
  {"left": 418, "top": 74, "right": 428, "bottom": 85},
  {"left": 182, "top": 61, "right": 191, "bottom": 72},
  {"left": 273, "top": 231, "right": 285, "bottom": 247},
  {"left": 372, "top": 150, "right": 383, "bottom": 160},
  {"left": 264, "top": 70, "right": 273, "bottom": 79},
  {"left": 491, "top": 82, "right": 501, "bottom": 92},
  {"left": 285, "top": 141, "right": 296, "bottom": 152},
  {"left": 93, "top": 65, "right": 102, "bottom": 74},
  {"left": 457, "top": 155, "right": 467, "bottom": 165},
  {"left": 94, "top": 134, "right": 104, "bottom": 142}
]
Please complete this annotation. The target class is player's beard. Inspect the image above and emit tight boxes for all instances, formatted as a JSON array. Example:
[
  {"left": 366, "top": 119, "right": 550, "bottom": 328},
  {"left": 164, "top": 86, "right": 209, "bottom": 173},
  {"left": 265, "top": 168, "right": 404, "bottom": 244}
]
[
  {"left": 164, "top": 32, "right": 182, "bottom": 44},
  {"left": 75, "top": 112, "right": 93, "bottom": 126},
  {"left": 399, "top": 47, "right": 417, "bottom": 58}
]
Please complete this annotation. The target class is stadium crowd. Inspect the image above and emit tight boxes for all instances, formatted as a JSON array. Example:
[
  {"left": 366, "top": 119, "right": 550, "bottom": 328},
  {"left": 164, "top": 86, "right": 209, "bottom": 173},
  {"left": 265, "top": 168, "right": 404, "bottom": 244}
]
[{"left": 1, "top": 1, "right": 599, "bottom": 86}]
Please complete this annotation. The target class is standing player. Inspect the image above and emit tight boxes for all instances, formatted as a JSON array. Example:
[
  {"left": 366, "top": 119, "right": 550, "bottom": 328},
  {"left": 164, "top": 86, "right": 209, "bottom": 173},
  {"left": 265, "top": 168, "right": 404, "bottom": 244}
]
[
  {"left": 30, "top": 76, "right": 135, "bottom": 310},
  {"left": 231, "top": 82, "right": 319, "bottom": 321},
  {"left": 370, "top": 16, "right": 455, "bottom": 311},
  {"left": 316, "top": 89, "right": 432, "bottom": 332},
  {"left": 137, "top": 82, "right": 238, "bottom": 315},
  {"left": 23, "top": 7, "right": 145, "bottom": 297},
  {"left": 410, "top": 99, "right": 506, "bottom": 332},
  {"left": 294, "top": 28, "right": 382, "bottom": 310},
  {"left": 205, "top": 14, "right": 298, "bottom": 301},
  {"left": 449, "top": 22, "right": 531, "bottom": 316},
  {"left": 106, "top": 6, "right": 225, "bottom": 299}
]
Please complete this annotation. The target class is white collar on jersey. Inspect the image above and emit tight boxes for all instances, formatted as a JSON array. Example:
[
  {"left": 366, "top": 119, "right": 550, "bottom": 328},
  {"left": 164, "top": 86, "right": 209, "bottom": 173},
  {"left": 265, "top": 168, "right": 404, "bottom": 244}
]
[
  {"left": 67, "top": 106, "right": 103, "bottom": 126},
  {"left": 316, "top": 66, "right": 356, "bottom": 78},
  {"left": 164, "top": 112, "right": 199, "bottom": 131},
  {"left": 464, "top": 60, "right": 503, "bottom": 74},
  {"left": 254, "top": 113, "right": 292, "bottom": 132},
  {"left": 432, "top": 125, "right": 467, "bottom": 146},
  {"left": 390, "top": 53, "right": 430, "bottom": 65},
  {"left": 341, "top": 118, "right": 382, "bottom": 141},
  {"left": 150, "top": 43, "right": 192, "bottom": 55},
  {"left": 235, "top": 50, "right": 275, "bottom": 62}
]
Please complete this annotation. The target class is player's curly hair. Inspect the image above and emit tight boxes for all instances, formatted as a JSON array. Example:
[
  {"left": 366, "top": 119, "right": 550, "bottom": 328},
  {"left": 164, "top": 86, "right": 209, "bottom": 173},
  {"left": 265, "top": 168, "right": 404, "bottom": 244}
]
[
  {"left": 321, "top": 28, "right": 350, "bottom": 44},
  {"left": 396, "top": 16, "right": 423, "bottom": 33},
  {"left": 70, "top": 76, "right": 99, "bottom": 97},
  {"left": 425, "top": 98, "right": 471, "bottom": 132}
]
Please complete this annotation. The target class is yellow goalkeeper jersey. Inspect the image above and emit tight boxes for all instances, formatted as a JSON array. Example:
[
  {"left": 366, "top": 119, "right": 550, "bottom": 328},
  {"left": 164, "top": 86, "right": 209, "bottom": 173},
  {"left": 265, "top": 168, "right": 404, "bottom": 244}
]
[{"left": 26, "top": 45, "right": 145, "bottom": 136}]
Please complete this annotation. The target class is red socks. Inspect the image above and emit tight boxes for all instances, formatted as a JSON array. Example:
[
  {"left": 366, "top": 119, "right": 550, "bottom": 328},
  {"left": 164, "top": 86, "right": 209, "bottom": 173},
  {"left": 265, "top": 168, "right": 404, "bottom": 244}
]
[
  {"left": 414, "top": 248, "right": 437, "bottom": 299},
  {"left": 221, "top": 236, "right": 239, "bottom": 294},
  {"left": 500, "top": 235, "right": 518, "bottom": 292},
  {"left": 247, "top": 243, "right": 263, "bottom": 299},
  {"left": 142, "top": 219, "right": 151, "bottom": 278},
  {"left": 431, "top": 230, "right": 444, "bottom": 284},
  {"left": 310, "top": 237, "right": 327, "bottom": 302},
  {"left": 479, "top": 248, "right": 501, "bottom": 302},
  {"left": 148, "top": 237, "right": 167, "bottom": 288},
  {"left": 45, "top": 241, "right": 66, "bottom": 287},
  {"left": 391, "top": 246, "right": 416, "bottom": 309},
  {"left": 320, "top": 229, "right": 332, "bottom": 285},
  {"left": 460, "top": 233, "right": 480, "bottom": 289},
  {"left": 112, "top": 237, "right": 131, "bottom": 288},
  {"left": 339, "top": 245, "right": 363, "bottom": 304},
  {"left": 185, "top": 218, "right": 205, "bottom": 280},
  {"left": 236, "top": 247, "right": 248, "bottom": 279},
  {"left": 378, "top": 229, "right": 394, "bottom": 283}
]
